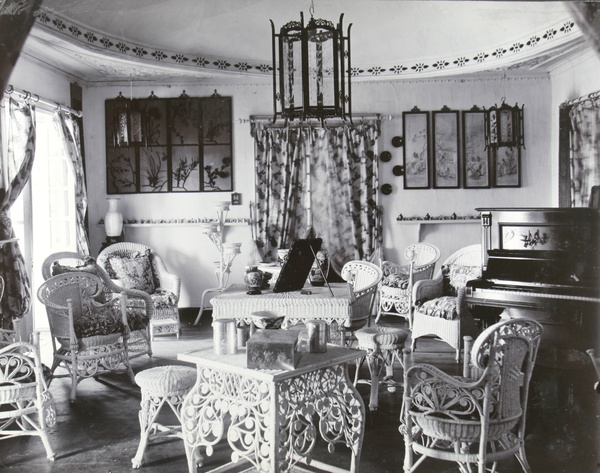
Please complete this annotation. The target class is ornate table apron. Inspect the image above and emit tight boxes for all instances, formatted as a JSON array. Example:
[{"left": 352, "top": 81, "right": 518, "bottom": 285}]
[
  {"left": 210, "top": 283, "right": 353, "bottom": 345},
  {"left": 178, "top": 346, "right": 366, "bottom": 473}
]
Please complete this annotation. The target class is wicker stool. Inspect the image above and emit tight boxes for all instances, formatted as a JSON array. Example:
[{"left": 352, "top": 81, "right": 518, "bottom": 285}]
[
  {"left": 354, "top": 325, "right": 409, "bottom": 411},
  {"left": 131, "top": 365, "right": 197, "bottom": 468}
]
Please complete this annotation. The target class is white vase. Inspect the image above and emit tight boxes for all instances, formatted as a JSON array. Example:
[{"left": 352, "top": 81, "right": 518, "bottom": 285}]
[{"left": 104, "top": 198, "right": 123, "bottom": 237}]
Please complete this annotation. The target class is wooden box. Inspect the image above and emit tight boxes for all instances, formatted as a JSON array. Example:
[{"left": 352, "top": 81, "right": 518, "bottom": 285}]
[{"left": 246, "top": 329, "right": 301, "bottom": 370}]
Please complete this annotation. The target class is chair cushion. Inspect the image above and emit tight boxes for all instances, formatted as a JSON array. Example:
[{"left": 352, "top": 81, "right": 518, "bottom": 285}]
[
  {"left": 418, "top": 296, "right": 459, "bottom": 320},
  {"left": 442, "top": 264, "right": 481, "bottom": 296},
  {"left": 126, "top": 289, "right": 177, "bottom": 311},
  {"left": 105, "top": 250, "right": 156, "bottom": 294},
  {"left": 74, "top": 304, "right": 125, "bottom": 338},
  {"left": 381, "top": 273, "right": 409, "bottom": 289}
]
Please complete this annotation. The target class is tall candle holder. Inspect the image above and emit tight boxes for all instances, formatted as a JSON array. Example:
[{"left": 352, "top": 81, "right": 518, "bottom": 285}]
[{"left": 194, "top": 201, "right": 242, "bottom": 326}]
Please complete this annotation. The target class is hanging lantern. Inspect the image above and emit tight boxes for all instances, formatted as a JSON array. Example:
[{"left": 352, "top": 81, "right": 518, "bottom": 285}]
[
  {"left": 112, "top": 91, "right": 143, "bottom": 147},
  {"left": 485, "top": 100, "right": 524, "bottom": 148},
  {"left": 271, "top": 10, "right": 352, "bottom": 123}
]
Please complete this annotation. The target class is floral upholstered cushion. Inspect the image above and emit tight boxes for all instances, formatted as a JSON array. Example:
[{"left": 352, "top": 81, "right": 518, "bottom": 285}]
[
  {"left": 105, "top": 250, "right": 156, "bottom": 294},
  {"left": 419, "top": 296, "right": 459, "bottom": 320},
  {"left": 442, "top": 264, "right": 482, "bottom": 296},
  {"left": 381, "top": 274, "right": 410, "bottom": 289},
  {"left": 127, "top": 290, "right": 177, "bottom": 311},
  {"left": 74, "top": 304, "right": 125, "bottom": 338}
]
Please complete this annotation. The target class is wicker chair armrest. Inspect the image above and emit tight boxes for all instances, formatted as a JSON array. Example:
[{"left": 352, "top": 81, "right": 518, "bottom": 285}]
[
  {"left": 155, "top": 270, "right": 181, "bottom": 299},
  {"left": 412, "top": 276, "right": 444, "bottom": 304}
]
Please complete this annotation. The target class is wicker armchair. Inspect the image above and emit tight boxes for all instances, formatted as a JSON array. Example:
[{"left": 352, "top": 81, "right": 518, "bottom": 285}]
[
  {"left": 376, "top": 243, "right": 440, "bottom": 327},
  {"left": 411, "top": 244, "right": 482, "bottom": 361},
  {"left": 97, "top": 243, "right": 181, "bottom": 340},
  {"left": 37, "top": 272, "right": 145, "bottom": 401},
  {"left": 401, "top": 318, "right": 543, "bottom": 473},
  {"left": 0, "top": 326, "right": 56, "bottom": 460},
  {"left": 340, "top": 260, "right": 383, "bottom": 346},
  {"left": 42, "top": 251, "right": 152, "bottom": 358}
]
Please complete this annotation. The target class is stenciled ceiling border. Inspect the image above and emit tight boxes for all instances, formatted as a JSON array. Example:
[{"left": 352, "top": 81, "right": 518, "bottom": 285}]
[{"left": 33, "top": 8, "right": 582, "bottom": 79}]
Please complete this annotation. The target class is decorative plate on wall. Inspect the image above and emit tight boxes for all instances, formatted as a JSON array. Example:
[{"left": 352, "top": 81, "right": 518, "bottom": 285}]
[
  {"left": 392, "top": 136, "right": 404, "bottom": 147},
  {"left": 381, "top": 184, "right": 392, "bottom": 195},
  {"left": 380, "top": 151, "right": 392, "bottom": 162}
]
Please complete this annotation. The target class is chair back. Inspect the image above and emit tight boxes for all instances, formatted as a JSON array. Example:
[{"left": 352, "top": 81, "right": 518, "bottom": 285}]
[
  {"left": 41, "top": 251, "right": 90, "bottom": 280},
  {"left": 438, "top": 243, "right": 482, "bottom": 295},
  {"left": 405, "top": 243, "right": 440, "bottom": 283},
  {"left": 341, "top": 260, "right": 383, "bottom": 322},
  {"left": 470, "top": 318, "right": 543, "bottom": 421},
  {"left": 37, "top": 272, "right": 105, "bottom": 344}
]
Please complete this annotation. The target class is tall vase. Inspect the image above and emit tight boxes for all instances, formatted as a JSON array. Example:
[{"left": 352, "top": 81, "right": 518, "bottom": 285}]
[{"left": 104, "top": 198, "right": 123, "bottom": 237}]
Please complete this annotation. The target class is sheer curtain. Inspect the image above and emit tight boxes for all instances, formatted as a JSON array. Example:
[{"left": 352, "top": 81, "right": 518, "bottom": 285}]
[
  {"left": 569, "top": 95, "right": 600, "bottom": 207},
  {"left": 0, "top": 98, "right": 35, "bottom": 328},
  {"left": 54, "top": 110, "right": 90, "bottom": 255},
  {"left": 251, "top": 120, "right": 381, "bottom": 275}
]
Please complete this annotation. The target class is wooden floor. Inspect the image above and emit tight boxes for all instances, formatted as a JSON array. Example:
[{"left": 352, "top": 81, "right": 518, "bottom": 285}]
[{"left": 1, "top": 310, "right": 598, "bottom": 473}]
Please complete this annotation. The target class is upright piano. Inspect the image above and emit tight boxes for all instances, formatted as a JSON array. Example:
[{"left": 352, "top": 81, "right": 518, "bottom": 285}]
[
  {"left": 465, "top": 207, "right": 600, "bottom": 415},
  {"left": 465, "top": 207, "right": 600, "bottom": 348}
]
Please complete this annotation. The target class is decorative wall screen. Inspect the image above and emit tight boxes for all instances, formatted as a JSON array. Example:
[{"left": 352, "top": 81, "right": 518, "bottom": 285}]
[{"left": 105, "top": 95, "right": 232, "bottom": 194}]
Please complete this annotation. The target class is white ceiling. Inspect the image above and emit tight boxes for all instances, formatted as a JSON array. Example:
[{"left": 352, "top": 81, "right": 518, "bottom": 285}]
[{"left": 21, "top": 0, "right": 588, "bottom": 83}]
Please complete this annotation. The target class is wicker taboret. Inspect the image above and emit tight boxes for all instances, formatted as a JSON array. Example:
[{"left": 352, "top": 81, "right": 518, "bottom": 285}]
[
  {"left": 354, "top": 325, "right": 409, "bottom": 411},
  {"left": 132, "top": 365, "right": 197, "bottom": 469}
]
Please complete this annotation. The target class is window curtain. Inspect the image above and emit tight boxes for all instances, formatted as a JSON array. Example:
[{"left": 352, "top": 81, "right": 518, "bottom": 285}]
[
  {"left": 569, "top": 95, "right": 600, "bottom": 207},
  {"left": 251, "top": 120, "right": 381, "bottom": 275},
  {"left": 54, "top": 110, "right": 90, "bottom": 255},
  {"left": 0, "top": 98, "right": 35, "bottom": 328}
]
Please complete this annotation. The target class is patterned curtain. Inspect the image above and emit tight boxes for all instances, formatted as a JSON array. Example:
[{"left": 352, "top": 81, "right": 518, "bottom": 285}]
[
  {"left": 569, "top": 96, "right": 600, "bottom": 207},
  {"left": 251, "top": 120, "right": 381, "bottom": 273},
  {"left": 0, "top": 98, "right": 35, "bottom": 328},
  {"left": 54, "top": 110, "right": 90, "bottom": 255}
]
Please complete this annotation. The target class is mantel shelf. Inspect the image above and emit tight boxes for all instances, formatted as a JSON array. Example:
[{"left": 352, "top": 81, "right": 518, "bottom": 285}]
[
  {"left": 396, "top": 216, "right": 480, "bottom": 242},
  {"left": 97, "top": 220, "right": 250, "bottom": 228}
]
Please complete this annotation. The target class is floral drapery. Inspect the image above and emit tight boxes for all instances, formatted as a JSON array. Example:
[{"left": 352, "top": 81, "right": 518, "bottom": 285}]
[
  {"left": 54, "top": 111, "right": 90, "bottom": 255},
  {"left": 569, "top": 96, "right": 600, "bottom": 207},
  {"left": 251, "top": 120, "right": 381, "bottom": 275},
  {"left": 0, "top": 98, "right": 35, "bottom": 327}
]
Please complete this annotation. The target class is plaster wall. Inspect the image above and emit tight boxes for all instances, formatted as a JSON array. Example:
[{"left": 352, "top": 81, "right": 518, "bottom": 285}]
[{"left": 7, "top": 51, "right": 596, "bottom": 308}]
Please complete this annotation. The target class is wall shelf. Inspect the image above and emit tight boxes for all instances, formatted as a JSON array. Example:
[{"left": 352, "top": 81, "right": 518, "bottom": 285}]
[{"left": 396, "top": 215, "right": 480, "bottom": 241}]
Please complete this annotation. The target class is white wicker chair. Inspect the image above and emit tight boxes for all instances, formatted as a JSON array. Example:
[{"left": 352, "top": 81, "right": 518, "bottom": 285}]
[
  {"left": 97, "top": 243, "right": 181, "bottom": 340},
  {"left": 376, "top": 243, "right": 440, "bottom": 327},
  {"left": 341, "top": 260, "right": 383, "bottom": 346},
  {"left": 37, "top": 272, "right": 142, "bottom": 401},
  {"left": 401, "top": 318, "right": 543, "bottom": 473},
  {"left": 411, "top": 244, "right": 482, "bottom": 362},
  {"left": 42, "top": 251, "right": 152, "bottom": 358}
]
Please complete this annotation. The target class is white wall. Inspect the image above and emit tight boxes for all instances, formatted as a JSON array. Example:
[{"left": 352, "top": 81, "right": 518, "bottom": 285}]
[{"left": 7, "top": 47, "right": 598, "bottom": 308}]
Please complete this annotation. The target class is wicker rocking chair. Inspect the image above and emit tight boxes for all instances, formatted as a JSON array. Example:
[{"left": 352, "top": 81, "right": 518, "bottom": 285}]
[
  {"left": 37, "top": 272, "right": 146, "bottom": 401},
  {"left": 401, "top": 318, "right": 543, "bottom": 473}
]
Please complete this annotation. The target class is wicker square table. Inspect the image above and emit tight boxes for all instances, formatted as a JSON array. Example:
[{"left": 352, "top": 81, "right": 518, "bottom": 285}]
[
  {"left": 210, "top": 283, "right": 353, "bottom": 345},
  {"left": 178, "top": 345, "right": 366, "bottom": 473}
]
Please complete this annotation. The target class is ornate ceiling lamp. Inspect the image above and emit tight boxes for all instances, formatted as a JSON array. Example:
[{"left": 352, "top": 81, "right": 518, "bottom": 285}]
[{"left": 270, "top": 2, "right": 352, "bottom": 123}]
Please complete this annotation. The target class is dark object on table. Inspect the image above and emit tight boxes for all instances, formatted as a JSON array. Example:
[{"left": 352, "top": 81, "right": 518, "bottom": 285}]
[
  {"left": 273, "top": 238, "right": 322, "bottom": 293},
  {"left": 247, "top": 329, "right": 301, "bottom": 370}
]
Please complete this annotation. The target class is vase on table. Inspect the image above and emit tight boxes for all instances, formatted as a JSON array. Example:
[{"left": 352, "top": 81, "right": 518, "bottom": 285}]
[
  {"left": 309, "top": 250, "right": 329, "bottom": 286},
  {"left": 244, "top": 265, "right": 264, "bottom": 295}
]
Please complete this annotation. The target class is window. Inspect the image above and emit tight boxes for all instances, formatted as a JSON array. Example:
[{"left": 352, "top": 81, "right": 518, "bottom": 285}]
[{"left": 4, "top": 108, "right": 77, "bottom": 330}]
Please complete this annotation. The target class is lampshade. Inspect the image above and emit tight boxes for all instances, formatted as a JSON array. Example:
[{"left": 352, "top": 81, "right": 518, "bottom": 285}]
[
  {"left": 485, "top": 101, "right": 524, "bottom": 148},
  {"left": 271, "top": 11, "right": 352, "bottom": 123}
]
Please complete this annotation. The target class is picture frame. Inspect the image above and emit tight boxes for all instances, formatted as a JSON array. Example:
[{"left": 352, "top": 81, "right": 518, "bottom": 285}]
[
  {"left": 462, "top": 109, "right": 490, "bottom": 188},
  {"left": 493, "top": 146, "right": 521, "bottom": 187},
  {"left": 402, "top": 109, "right": 430, "bottom": 189},
  {"left": 105, "top": 94, "right": 233, "bottom": 194},
  {"left": 432, "top": 109, "right": 460, "bottom": 188}
]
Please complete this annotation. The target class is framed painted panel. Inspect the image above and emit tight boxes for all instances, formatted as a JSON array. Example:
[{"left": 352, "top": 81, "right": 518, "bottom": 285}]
[
  {"left": 140, "top": 146, "right": 169, "bottom": 192},
  {"left": 493, "top": 146, "right": 521, "bottom": 187},
  {"left": 432, "top": 109, "right": 459, "bottom": 188},
  {"left": 462, "top": 109, "right": 490, "bottom": 188},
  {"left": 203, "top": 144, "right": 233, "bottom": 191},
  {"left": 106, "top": 147, "right": 138, "bottom": 194},
  {"left": 402, "top": 109, "right": 430, "bottom": 189},
  {"left": 105, "top": 94, "right": 233, "bottom": 194}
]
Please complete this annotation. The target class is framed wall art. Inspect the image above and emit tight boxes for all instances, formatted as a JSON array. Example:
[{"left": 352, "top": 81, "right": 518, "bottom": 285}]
[
  {"left": 105, "top": 93, "right": 233, "bottom": 194},
  {"left": 432, "top": 108, "right": 459, "bottom": 188},
  {"left": 462, "top": 108, "right": 490, "bottom": 188},
  {"left": 402, "top": 108, "right": 430, "bottom": 189},
  {"left": 493, "top": 146, "right": 521, "bottom": 187}
]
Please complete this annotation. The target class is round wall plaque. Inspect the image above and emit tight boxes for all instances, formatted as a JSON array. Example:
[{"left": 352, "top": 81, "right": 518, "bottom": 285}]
[
  {"left": 380, "top": 151, "right": 392, "bottom": 162},
  {"left": 393, "top": 165, "right": 404, "bottom": 176},
  {"left": 392, "top": 136, "right": 404, "bottom": 147},
  {"left": 381, "top": 184, "right": 392, "bottom": 195}
]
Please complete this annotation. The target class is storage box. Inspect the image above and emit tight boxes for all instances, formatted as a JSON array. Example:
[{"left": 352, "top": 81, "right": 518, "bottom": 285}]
[{"left": 246, "top": 329, "right": 301, "bottom": 370}]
